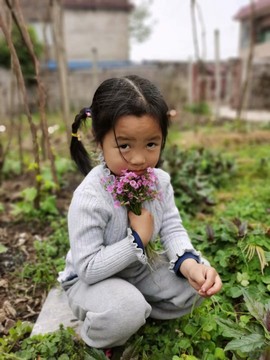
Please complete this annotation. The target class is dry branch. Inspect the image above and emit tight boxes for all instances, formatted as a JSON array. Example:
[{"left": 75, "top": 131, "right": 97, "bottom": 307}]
[
  {"left": 0, "top": 1, "right": 41, "bottom": 207},
  {"left": 5, "top": 0, "right": 59, "bottom": 187},
  {"left": 50, "top": 0, "right": 70, "bottom": 142}
]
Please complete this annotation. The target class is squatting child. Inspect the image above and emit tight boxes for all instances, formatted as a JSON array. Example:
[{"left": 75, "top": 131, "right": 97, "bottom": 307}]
[{"left": 58, "top": 75, "right": 222, "bottom": 357}]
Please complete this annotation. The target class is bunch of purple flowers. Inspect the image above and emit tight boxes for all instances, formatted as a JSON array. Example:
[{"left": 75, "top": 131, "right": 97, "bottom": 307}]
[{"left": 102, "top": 168, "right": 161, "bottom": 215}]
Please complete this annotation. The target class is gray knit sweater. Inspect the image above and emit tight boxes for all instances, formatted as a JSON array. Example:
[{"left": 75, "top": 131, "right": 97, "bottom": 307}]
[{"left": 58, "top": 165, "right": 200, "bottom": 285}]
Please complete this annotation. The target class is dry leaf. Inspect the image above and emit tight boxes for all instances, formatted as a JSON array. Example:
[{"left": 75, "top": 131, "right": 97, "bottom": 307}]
[
  {"left": 3, "top": 300, "right": 17, "bottom": 318},
  {"left": 0, "top": 279, "right": 8, "bottom": 288},
  {"left": 0, "top": 309, "right": 6, "bottom": 323}
]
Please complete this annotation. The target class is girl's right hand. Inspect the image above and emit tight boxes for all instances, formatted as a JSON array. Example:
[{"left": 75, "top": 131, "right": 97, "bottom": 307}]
[{"left": 128, "top": 208, "right": 154, "bottom": 246}]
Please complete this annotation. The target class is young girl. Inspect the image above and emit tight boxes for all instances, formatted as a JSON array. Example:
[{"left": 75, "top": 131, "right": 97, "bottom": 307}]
[{"left": 58, "top": 75, "right": 222, "bottom": 356}]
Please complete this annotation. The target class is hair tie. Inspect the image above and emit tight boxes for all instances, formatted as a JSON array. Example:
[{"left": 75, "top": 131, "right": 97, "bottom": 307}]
[
  {"left": 167, "top": 109, "right": 177, "bottom": 117},
  {"left": 71, "top": 132, "right": 81, "bottom": 141},
  {"left": 84, "top": 108, "right": 91, "bottom": 118}
]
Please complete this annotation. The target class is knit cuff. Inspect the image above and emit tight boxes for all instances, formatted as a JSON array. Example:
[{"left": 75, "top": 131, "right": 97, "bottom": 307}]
[
  {"left": 127, "top": 228, "right": 147, "bottom": 264},
  {"left": 173, "top": 252, "right": 200, "bottom": 278}
]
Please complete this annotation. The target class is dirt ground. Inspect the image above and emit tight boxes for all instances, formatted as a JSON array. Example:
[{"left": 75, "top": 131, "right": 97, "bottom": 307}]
[{"left": 0, "top": 172, "right": 80, "bottom": 336}]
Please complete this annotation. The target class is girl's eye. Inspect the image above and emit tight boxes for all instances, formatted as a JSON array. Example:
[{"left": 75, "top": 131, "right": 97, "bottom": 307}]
[
  {"left": 118, "top": 144, "right": 130, "bottom": 150},
  {"left": 147, "top": 142, "right": 157, "bottom": 149}
]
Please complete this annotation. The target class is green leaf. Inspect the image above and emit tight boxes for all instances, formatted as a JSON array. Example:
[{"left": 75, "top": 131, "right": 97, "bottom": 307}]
[
  {"left": 40, "top": 195, "right": 58, "bottom": 215},
  {"left": 228, "top": 286, "right": 243, "bottom": 298},
  {"left": 262, "top": 275, "right": 270, "bottom": 284},
  {"left": 224, "top": 333, "right": 265, "bottom": 352},
  {"left": 214, "top": 347, "right": 226, "bottom": 360},
  {"left": 0, "top": 243, "right": 8, "bottom": 254},
  {"left": 22, "top": 187, "right": 37, "bottom": 202},
  {"left": 121, "top": 336, "right": 142, "bottom": 360},
  {"left": 242, "top": 289, "right": 265, "bottom": 323},
  {"left": 216, "top": 318, "right": 248, "bottom": 338},
  {"left": 58, "top": 355, "right": 69, "bottom": 360},
  {"left": 85, "top": 348, "right": 108, "bottom": 360},
  {"left": 184, "top": 323, "right": 196, "bottom": 335},
  {"left": 178, "top": 338, "right": 191, "bottom": 350}
]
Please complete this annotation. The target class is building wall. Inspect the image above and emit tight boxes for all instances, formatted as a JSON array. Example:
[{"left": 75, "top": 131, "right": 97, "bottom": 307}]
[
  {"left": 2, "top": 60, "right": 270, "bottom": 115},
  {"left": 248, "top": 61, "right": 270, "bottom": 109},
  {"left": 43, "top": 63, "right": 189, "bottom": 114},
  {"left": 19, "top": 0, "right": 131, "bottom": 62},
  {"left": 63, "top": 10, "right": 129, "bottom": 61},
  {"left": 238, "top": 12, "right": 270, "bottom": 60},
  {"left": 240, "top": 41, "right": 270, "bottom": 59}
]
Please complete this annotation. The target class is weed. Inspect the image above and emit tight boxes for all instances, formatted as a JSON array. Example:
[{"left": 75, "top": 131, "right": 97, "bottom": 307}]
[
  {"left": 20, "top": 218, "right": 69, "bottom": 289},
  {"left": 162, "top": 145, "right": 235, "bottom": 215}
]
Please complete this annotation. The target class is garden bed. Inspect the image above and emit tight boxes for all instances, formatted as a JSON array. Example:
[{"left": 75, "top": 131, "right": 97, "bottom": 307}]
[{"left": 1, "top": 123, "right": 270, "bottom": 359}]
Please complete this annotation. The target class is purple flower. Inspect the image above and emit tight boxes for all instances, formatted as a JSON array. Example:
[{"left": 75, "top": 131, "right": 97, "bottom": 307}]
[
  {"left": 101, "top": 168, "right": 161, "bottom": 215},
  {"left": 129, "top": 180, "right": 138, "bottom": 189},
  {"left": 114, "top": 200, "right": 121, "bottom": 208}
]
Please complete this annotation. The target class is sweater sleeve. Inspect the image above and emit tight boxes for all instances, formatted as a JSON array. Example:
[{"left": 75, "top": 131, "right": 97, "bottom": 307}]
[
  {"left": 157, "top": 170, "right": 201, "bottom": 268},
  {"left": 68, "top": 190, "right": 146, "bottom": 285}
]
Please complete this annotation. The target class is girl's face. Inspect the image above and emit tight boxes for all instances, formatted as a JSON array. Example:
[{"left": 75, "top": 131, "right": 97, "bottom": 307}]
[{"left": 100, "top": 115, "right": 163, "bottom": 176}]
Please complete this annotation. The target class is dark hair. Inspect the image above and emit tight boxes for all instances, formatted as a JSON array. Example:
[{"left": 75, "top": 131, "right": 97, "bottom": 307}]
[{"left": 70, "top": 75, "right": 170, "bottom": 175}]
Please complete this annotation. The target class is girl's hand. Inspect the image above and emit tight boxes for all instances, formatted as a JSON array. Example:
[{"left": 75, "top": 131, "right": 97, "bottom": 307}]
[
  {"left": 128, "top": 208, "right": 154, "bottom": 246},
  {"left": 180, "top": 259, "right": 222, "bottom": 297}
]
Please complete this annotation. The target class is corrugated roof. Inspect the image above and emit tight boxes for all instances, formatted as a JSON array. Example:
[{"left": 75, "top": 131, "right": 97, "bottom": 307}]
[{"left": 234, "top": 0, "right": 270, "bottom": 20}]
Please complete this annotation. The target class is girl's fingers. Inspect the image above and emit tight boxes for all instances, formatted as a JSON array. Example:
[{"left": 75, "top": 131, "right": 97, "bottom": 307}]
[{"left": 200, "top": 274, "right": 222, "bottom": 297}]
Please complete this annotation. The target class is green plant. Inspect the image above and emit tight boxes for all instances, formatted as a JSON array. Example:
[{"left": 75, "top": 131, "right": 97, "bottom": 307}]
[
  {"left": 162, "top": 146, "right": 235, "bottom": 215},
  {"left": 11, "top": 185, "right": 59, "bottom": 219},
  {"left": 217, "top": 288, "right": 270, "bottom": 359},
  {"left": 15, "top": 325, "right": 85, "bottom": 360},
  {"left": 2, "top": 158, "right": 22, "bottom": 179},
  {"left": 0, "top": 321, "right": 142, "bottom": 360},
  {"left": 0, "top": 25, "right": 43, "bottom": 83},
  {"left": 0, "top": 321, "right": 33, "bottom": 357},
  {"left": 184, "top": 102, "right": 211, "bottom": 116},
  {"left": 192, "top": 218, "right": 270, "bottom": 300},
  {"left": 10, "top": 158, "right": 76, "bottom": 219},
  {"left": 21, "top": 218, "right": 69, "bottom": 289},
  {"left": 130, "top": 298, "right": 227, "bottom": 359}
]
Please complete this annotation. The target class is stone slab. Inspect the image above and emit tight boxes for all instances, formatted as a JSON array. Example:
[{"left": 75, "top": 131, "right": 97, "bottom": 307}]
[{"left": 31, "top": 287, "right": 82, "bottom": 336}]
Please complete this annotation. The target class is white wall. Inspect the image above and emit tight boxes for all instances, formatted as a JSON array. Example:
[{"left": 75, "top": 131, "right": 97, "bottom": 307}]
[{"left": 64, "top": 10, "right": 130, "bottom": 61}]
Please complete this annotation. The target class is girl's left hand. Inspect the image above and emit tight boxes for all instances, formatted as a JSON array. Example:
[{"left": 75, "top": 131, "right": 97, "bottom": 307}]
[{"left": 180, "top": 259, "right": 222, "bottom": 297}]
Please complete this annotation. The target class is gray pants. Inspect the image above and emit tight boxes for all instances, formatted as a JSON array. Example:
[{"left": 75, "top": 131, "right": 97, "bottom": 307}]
[{"left": 64, "top": 258, "right": 203, "bottom": 348}]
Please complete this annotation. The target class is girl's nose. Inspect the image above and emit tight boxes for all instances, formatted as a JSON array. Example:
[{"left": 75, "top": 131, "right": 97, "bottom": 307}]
[{"left": 129, "top": 152, "right": 146, "bottom": 165}]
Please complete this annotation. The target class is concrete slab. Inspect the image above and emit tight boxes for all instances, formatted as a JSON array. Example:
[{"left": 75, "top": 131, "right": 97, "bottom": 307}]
[
  {"left": 31, "top": 287, "right": 82, "bottom": 336},
  {"left": 218, "top": 106, "right": 270, "bottom": 122}
]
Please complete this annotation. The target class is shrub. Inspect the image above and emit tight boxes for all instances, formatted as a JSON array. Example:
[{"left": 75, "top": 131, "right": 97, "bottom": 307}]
[{"left": 162, "top": 146, "right": 235, "bottom": 215}]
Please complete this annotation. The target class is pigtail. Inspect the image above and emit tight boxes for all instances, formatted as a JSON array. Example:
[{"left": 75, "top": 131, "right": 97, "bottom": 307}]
[{"left": 70, "top": 108, "right": 92, "bottom": 176}]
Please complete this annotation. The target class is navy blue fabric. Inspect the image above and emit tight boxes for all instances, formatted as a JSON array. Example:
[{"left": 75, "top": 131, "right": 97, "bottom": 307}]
[
  {"left": 132, "top": 230, "right": 145, "bottom": 253},
  {"left": 174, "top": 253, "right": 200, "bottom": 277}
]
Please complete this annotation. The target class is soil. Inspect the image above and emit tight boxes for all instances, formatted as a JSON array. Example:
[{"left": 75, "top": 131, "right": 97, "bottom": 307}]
[{"left": 0, "top": 171, "right": 82, "bottom": 336}]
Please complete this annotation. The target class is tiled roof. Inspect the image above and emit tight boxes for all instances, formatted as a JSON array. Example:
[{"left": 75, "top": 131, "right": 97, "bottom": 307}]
[
  {"left": 234, "top": 0, "right": 270, "bottom": 20},
  {"left": 19, "top": 0, "right": 133, "bottom": 22},
  {"left": 63, "top": 0, "right": 133, "bottom": 11}
]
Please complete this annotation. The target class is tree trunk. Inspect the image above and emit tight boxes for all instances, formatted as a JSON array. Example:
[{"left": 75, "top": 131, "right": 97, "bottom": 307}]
[
  {"left": 50, "top": 0, "right": 70, "bottom": 143},
  {"left": 236, "top": 0, "right": 255, "bottom": 122}
]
